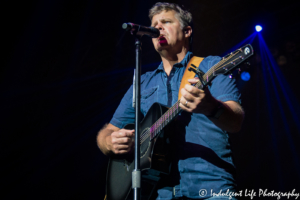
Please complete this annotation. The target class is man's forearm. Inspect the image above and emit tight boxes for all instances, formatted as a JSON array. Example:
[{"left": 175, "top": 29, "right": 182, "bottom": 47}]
[
  {"left": 208, "top": 100, "right": 244, "bottom": 133},
  {"left": 97, "top": 125, "right": 114, "bottom": 156}
]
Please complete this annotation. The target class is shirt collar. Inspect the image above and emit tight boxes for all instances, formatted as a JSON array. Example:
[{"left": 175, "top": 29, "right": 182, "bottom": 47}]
[{"left": 155, "top": 51, "right": 194, "bottom": 73}]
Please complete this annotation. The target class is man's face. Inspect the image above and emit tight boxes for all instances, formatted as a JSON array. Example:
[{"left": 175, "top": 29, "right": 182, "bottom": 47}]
[{"left": 151, "top": 10, "right": 186, "bottom": 53}]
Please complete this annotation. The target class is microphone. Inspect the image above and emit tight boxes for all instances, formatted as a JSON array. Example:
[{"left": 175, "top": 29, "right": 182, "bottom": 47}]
[{"left": 122, "top": 23, "right": 160, "bottom": 38}]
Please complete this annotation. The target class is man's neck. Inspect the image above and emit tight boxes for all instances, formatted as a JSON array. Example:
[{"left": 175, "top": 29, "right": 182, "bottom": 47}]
[{"left": 160, "top": 48, "right": 188, "bottom": 76}]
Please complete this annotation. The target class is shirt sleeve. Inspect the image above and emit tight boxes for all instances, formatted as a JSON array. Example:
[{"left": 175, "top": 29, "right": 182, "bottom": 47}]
[
  {"left": 109, "top": 85, "right": 135, "bottom": 129},
  {"left": 109, "top": 73, "right": 150, "bottom": 129},
  {"left": 199, "top": 56, "right": 242, "bottom": 104}
]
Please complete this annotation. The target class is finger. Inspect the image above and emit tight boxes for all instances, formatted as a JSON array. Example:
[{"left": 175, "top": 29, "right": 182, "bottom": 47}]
[
  {"left": 179, "top": 101, "right": 187, "bottom": 110},
  {"left": 181, "top": 88, "right": 196, "bottom": 102},
  {"left": 180, "top": 97, "right": 187, "bottom": 107},
  {"left": 116, "top": 129, "right": 135, "bottom": 138},
  {"left": 113, "top": 145, "right": 133, "bottom": 154},
  {"left": 180, "top": 96, "right": 194, "bottom": 109},
  {"left": 114, "top": 144, "right": 130, "bottom": 150},
  {"left": 184, "top": 84, "right": 202, "bottom": 96},
  {"left": 187, "top": 78, "right": 200, "bottom": 84},
  {"left": 179, "top": 102, "right": 193, "bottom": 113},
  {"left": 112, "top": 137, "right": 134, "bottom": 145}
]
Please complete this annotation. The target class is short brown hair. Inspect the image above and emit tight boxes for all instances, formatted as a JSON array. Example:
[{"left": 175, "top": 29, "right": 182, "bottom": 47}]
[{"left": 149, "top": 2, "right": 193, "bottom": 30}]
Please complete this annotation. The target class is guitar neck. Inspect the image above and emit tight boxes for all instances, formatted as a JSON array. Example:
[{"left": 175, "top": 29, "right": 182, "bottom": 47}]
[{"left": 147, "top": 44, "right": 253, "bottom": 140}]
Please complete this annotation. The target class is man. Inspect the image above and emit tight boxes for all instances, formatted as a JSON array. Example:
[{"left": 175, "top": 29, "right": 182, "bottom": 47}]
[{"left": 97, "top": 2, "right": 244, "bottom": 199}]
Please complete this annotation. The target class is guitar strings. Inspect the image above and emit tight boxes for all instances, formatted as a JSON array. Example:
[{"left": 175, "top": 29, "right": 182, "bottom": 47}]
[
  {"left": 139, "top": 52, "right": 241, "bottom": 144},
  {"left": 139, "top": 51, "right": 242, "bottom": 144}
]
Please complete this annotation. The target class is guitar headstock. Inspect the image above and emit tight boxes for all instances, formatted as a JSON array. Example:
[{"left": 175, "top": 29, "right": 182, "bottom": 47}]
[{"left": 213, "top": 44, "right": 254, "bottom": 76}]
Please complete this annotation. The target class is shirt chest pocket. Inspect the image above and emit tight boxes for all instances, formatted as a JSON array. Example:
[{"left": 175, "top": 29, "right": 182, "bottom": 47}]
[{"left": 140, "top": 86, "right": 158, "bottom": 116}]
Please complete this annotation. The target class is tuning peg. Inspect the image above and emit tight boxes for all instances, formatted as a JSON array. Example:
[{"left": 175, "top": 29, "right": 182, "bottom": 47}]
[{"left": 246, "top": 62, "right": 251, "bottom": 65}]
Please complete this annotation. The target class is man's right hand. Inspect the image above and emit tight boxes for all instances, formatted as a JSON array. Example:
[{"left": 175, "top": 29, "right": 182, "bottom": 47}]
[{"left": 106, "top": 129, "right": 135, "bottom": 154}]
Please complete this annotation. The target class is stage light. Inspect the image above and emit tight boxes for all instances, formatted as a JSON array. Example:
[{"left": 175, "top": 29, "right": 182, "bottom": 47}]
[
  {"left": 255, "top": 25, "right": 262, "bottom": 32},
  {"left": 241, "top": 71, "right": 251, "bottom": 81}
]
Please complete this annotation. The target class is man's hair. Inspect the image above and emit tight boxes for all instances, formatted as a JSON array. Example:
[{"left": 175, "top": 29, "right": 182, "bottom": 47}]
[{"left": 149, "top": 2, "right": 193, "bottom": 45}]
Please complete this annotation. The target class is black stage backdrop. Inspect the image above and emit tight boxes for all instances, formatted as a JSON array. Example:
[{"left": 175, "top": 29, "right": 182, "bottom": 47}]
[{"left": 2, "top": 0, "right": 300, "bottom": 199}]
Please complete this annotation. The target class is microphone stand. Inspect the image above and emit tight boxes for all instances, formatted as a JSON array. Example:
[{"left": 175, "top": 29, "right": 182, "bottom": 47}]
[
  {"left": 132, "top": 34, "right": 141, "bottom": 200},
  {"left": 123, "top": 22, "right": 159, "bottom": 200}
]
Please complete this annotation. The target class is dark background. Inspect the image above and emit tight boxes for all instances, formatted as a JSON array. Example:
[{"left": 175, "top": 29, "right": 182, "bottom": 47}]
[{"left": 2, "top": 0, "right": 300, "bottom": 199}]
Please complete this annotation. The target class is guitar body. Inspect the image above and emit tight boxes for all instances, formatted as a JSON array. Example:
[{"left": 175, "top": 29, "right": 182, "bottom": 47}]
[{"left": 106, "top": 103, "right": 172, "bottom": 200}]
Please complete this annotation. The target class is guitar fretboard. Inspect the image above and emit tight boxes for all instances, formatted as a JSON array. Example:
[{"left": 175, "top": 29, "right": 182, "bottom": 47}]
[{"left": 140, "top": 45, "right": 252, "bottom": 144}]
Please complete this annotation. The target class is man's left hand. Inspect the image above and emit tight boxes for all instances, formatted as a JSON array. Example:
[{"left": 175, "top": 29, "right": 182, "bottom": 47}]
[{"left": 179, "top": 77, "right": 219, "bottom": 115}]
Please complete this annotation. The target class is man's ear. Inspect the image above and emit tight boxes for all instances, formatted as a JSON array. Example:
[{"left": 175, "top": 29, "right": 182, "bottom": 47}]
[{"left": 184, "top": 26, "right": 192, "bottom": 38}]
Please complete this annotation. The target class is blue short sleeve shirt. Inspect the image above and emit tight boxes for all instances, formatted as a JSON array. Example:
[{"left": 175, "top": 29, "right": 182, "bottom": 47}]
[{"left": 110, "top": 52, "right": 241, "bottom": 199}]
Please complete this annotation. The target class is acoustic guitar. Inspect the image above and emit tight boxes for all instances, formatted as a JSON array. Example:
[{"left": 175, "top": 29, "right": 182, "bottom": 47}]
[{"left": 105, "top": 44, "right": 254, "bottom": 200}]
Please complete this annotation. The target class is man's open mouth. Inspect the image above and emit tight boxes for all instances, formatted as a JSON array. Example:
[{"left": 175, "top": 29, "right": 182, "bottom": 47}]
[{"left": 158, "top": 36, "right": 167, "bottom": 44}]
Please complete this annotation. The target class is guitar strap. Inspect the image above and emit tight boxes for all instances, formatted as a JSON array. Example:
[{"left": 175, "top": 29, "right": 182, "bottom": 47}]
[{"left": 178, "top": 56, "right": 204, "bottom": 100}]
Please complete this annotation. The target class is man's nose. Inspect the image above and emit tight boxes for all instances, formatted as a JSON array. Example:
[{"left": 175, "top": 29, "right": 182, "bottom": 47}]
[{"left": 156, "top": 23, "right": 164, "bottom": 30}]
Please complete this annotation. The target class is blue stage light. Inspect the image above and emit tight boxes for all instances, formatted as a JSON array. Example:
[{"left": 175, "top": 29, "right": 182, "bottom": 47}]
[
  {"left": 241, "top": 71, "right": 251, "bottom": 81},
  {"left": 255, "top": 25, "right": 262, "bottom": 32}
]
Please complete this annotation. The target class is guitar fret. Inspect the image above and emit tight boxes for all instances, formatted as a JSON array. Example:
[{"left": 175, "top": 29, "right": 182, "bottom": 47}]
[
  {"left": 158, "top": 121, "right": 160, "bottom": 132},
  {"left": 150, "top": 126, "right": 153, "bottom": 138},
  {"left": 165, "top": 112, "right": 167, "bottom": 123},
  {"left": 152, "top": 126, "right": 154, "bottom": 138},
  {"left": 159, "top": 118, "right": 161, "bottom": 130},
  {"left": 166, "top": 112, "right": 168, "bottom": 122},
  {"left": 173, "top": 106, "right": 175, "bottom": 117},
  {"left": 166, "top": 113, "right": 168, "bottom": 124},
  {"left": 167, "top": 110, "right": 169, "bottom": 123}
]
